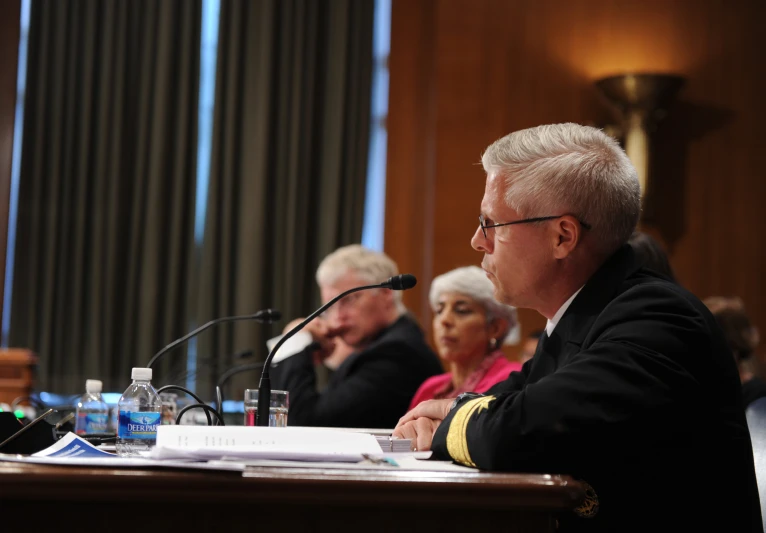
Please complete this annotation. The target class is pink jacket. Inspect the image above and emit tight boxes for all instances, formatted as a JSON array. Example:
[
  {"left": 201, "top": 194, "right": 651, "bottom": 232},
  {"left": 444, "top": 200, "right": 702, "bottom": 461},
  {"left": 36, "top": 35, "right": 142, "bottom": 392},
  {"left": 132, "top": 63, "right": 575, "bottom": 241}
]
[{"left": 408, "top": 352, "right": 522, "bottom": 411}]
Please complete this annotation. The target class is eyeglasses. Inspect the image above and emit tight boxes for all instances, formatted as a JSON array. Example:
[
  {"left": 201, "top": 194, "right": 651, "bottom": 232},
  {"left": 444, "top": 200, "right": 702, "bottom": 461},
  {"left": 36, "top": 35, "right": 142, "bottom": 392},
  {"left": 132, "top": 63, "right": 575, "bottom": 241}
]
[
  {"left": 321, "top": 291, "right": 365, "bottom": 318},
  {"left": 478, "top": 214, "right": 591, "bottom": 239}
]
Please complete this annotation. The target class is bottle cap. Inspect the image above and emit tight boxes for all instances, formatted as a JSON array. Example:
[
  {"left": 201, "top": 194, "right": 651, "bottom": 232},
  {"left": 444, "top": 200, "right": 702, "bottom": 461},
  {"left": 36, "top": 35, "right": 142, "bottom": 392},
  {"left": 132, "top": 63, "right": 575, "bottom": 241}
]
[
  {"left": 131, "top": 367, "right": 152, "bottom": 381},
  {"left": 85, "top": 379, "right": 103, "bottom": 393}
]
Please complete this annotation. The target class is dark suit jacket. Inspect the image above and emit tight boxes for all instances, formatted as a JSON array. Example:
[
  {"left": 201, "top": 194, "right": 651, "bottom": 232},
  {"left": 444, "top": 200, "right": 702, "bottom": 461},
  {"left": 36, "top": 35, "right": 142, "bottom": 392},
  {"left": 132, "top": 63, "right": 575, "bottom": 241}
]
[
  {"left": 432, "top": 245, "right": 762, "bottom": 532},
  {"left": 271, "top": 314, "right": 442, "bottom": 428}
]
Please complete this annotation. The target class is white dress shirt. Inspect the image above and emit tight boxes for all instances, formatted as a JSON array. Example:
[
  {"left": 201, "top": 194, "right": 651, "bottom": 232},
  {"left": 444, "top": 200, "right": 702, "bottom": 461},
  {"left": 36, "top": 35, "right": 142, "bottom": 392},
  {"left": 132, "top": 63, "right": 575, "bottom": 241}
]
[{"left": 545, "top": 287, "right": 583, "bottom": 336}]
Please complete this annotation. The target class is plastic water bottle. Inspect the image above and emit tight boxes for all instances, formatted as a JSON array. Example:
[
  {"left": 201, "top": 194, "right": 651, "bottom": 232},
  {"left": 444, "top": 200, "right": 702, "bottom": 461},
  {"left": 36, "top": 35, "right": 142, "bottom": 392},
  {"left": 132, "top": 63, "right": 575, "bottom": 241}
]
[
  {"left": 74, "top": 379, "right": 109, "bottom": 435},
  {"left": 116, "top": 367, "right": 162, "bottom": 457}
]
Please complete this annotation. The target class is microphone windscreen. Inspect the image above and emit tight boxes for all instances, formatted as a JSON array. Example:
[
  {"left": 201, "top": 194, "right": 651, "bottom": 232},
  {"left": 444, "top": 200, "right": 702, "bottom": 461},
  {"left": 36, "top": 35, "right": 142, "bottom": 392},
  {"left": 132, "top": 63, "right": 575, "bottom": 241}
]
[
  {"left": 389, "top": 273, "right": 417, "bottom": 290},
  {"left": 256, "top": 309, "right": 282, "bottom": 322}
]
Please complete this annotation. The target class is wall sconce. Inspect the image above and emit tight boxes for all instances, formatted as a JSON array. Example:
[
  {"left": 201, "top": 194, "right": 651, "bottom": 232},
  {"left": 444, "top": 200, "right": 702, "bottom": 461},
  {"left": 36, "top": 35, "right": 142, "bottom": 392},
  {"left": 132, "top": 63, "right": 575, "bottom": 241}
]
[{"left": 595, "top": 73, "right": 685, "bottom": 210}]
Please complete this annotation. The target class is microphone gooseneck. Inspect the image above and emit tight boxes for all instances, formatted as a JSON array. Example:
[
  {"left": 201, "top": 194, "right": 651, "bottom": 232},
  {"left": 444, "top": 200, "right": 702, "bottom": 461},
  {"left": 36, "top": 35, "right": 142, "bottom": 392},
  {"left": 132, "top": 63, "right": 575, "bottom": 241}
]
[
  {"left": 255, "top": 274, "right": 417, "bottom": 426},
  {"left": 217, "top": 362, "right": 266, "bottom": 391},
  {"left": 146, "top": 308, "right": 281, "bottom": 369}
]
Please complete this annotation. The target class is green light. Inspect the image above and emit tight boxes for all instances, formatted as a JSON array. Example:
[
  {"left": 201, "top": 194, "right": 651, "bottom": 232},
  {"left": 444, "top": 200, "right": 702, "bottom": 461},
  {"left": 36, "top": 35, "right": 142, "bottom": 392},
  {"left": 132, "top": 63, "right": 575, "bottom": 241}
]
[{"left": 14, "top": 410, "right": 24, "bottom": 418}]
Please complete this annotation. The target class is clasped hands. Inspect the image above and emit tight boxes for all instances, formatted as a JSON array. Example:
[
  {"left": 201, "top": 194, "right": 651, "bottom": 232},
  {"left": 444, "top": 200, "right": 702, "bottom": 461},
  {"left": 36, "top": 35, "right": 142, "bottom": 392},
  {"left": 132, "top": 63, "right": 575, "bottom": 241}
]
[{"left": 393, "top": 398, "right": 453, "bottom": 452}]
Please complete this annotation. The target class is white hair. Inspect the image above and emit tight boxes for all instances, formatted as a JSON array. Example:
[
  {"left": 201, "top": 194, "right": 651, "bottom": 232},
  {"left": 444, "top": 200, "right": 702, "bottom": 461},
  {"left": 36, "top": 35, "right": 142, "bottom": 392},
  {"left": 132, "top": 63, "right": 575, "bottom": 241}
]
[
  {"left": 429, "top": 266, "right": 520, "bottom": 345},
  {"left": 481, "top": 123, "right": 641, "bottom": 254},
  {"left": 316, "top": 245, "right": 405, "bottom": 313}
]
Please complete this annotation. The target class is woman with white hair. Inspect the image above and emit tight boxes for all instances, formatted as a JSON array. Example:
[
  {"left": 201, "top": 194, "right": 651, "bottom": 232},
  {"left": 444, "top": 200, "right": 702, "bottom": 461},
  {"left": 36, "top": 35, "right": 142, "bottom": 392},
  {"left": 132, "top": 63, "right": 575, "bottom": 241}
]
[{"left": 408, "top": 266, "right": 522, "bottom": 410}]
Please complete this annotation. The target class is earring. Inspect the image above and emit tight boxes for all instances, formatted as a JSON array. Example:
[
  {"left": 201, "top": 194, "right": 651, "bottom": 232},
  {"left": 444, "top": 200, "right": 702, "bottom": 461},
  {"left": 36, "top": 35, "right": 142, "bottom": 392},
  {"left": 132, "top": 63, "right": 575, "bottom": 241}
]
[{"left": 489, "top": 338, "right": 498, "bottom": 350}]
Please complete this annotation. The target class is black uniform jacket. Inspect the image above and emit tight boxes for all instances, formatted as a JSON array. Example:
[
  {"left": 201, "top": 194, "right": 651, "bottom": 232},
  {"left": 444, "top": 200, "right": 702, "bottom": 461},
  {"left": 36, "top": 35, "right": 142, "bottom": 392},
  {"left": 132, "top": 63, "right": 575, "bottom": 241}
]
[{"left": 432, "top": 245, "right": 762, "bottom": 532}]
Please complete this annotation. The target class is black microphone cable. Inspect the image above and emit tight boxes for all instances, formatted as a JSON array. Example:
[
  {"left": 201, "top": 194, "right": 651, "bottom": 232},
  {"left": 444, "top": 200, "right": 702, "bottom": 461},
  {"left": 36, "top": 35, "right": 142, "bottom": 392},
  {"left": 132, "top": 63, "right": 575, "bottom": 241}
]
[{"left": 156, "top": 385, "right": 217, "bottom": 426}]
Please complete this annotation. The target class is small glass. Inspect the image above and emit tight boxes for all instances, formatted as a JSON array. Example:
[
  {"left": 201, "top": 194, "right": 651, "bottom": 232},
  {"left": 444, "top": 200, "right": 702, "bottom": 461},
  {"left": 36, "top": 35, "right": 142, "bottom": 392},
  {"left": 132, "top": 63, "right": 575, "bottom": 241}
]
[
  {"left": 244, "top": 389, "right": 289, "bottom": 427},
  {"left": 160, "top": 392, "right": 178, "bottom": 425}
]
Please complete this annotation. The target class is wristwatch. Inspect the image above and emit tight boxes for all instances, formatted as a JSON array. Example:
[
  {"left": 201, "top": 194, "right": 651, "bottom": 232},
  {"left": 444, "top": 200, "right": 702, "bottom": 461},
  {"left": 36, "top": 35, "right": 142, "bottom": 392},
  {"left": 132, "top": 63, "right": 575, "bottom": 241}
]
[{"left": 450, "top": 392, "right": 484, "bottom": 411}]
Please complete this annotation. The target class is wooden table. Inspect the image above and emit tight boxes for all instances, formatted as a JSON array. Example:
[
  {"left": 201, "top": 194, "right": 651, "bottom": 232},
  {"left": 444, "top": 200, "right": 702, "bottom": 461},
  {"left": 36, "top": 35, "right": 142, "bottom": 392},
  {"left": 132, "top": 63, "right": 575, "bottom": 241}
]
[{"left": 0, "top": 461, "right": 584, "bottom": 532}]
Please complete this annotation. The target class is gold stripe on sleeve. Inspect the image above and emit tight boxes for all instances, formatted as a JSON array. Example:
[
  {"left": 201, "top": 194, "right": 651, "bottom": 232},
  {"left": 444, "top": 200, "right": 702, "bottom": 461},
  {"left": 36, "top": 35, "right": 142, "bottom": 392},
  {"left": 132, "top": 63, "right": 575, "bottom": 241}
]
[{"left": 446, "top": 396, "right": 496, "bottom": 467}]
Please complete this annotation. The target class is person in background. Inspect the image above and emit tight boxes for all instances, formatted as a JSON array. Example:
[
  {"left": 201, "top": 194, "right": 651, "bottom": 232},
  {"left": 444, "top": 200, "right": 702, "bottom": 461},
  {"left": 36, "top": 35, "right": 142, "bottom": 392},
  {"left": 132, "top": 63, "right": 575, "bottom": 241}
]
[
  {"left": 408, "top": 266, "right": 522, "bottom": 411},
  {"left": 519, "top": 329, "right": 544, "bottom": 364},
  {"left": 394, "top": 123, "right": 761, "bottom": 532},
  {"left": 271, "top": 245, "right": 442, "bottom": 428},
  {"left": 704, "top": 296, "right": 766, "bottom": 408},
  {"left": 628, "top": 230, "right": 676, "bottom": 282}
]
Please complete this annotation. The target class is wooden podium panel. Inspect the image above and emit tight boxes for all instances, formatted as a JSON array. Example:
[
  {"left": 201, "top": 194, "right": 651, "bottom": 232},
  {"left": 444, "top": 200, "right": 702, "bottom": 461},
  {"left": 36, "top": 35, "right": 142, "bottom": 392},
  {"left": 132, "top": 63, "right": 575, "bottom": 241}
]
[
  {"left": 0, "top": 349, "right": 37, "bottom": 405},
  {"left": 0, "top": 462, "right": 584, "bottom": 532}
]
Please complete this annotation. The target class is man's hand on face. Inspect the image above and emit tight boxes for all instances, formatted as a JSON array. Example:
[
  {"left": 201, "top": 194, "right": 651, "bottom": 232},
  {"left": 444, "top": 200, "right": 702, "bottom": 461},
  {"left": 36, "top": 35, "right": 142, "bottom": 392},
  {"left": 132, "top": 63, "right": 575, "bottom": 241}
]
[
  {"left": 283, "top": 317, "right": 345, "bottom": 362},
  {"left": 393, "top": 399, "right": 453, "bottom": 451}
]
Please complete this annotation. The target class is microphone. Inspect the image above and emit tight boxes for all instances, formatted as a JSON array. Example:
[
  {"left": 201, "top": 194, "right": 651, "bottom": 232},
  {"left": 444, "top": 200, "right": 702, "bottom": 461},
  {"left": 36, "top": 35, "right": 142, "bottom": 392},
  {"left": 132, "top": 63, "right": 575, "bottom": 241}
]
[
  {"left": 255, "top": 274, "right": 417, "bottom": 426},
  {"left": 380, "top": 273, "right": 417, "bottom": 291},
  {"left": 146, "top": 309, "right": 281, "bottom": 369}
]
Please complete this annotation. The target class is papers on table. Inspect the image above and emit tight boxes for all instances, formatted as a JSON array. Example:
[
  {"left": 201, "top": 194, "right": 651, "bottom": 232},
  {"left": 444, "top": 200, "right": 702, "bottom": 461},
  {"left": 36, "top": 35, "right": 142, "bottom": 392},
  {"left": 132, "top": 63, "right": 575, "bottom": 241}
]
[
  {"left": 33, "top": 431, "right": 115, "bottom": 458},
  {"left": 376, "top": 435, "right": 412, "bottom": 453},
  {"left": 0, "top": 427, "right": 471, "bottom": 473},
  {"left": 232, "top": 455, "right": 477, "bottom": 472},
  {"left": 308, "top": 427, "right": 413, "bottom": 453},
  {"left": 0, "top": 432, "right": 245, "bottom": 472},
  {"left": 153, "top": 425, "right": 386, "bottom": 462}
]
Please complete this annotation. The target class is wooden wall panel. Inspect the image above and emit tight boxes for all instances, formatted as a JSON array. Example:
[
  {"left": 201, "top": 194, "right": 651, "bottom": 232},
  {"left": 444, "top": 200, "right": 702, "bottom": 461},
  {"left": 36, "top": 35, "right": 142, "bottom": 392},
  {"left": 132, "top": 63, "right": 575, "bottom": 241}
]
[
  {"left": 384, "top": 0, "right": 438, "bottom": 322},
  {"left": 386, "top": 0, "right": 766, "bottom": 361}
]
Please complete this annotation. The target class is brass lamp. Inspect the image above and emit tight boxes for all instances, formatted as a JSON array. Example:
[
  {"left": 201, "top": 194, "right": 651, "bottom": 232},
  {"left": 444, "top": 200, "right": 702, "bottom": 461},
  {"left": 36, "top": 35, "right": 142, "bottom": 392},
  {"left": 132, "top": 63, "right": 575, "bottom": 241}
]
[{"left": 595, "top": 73, "right": 685, "bottom": 206}]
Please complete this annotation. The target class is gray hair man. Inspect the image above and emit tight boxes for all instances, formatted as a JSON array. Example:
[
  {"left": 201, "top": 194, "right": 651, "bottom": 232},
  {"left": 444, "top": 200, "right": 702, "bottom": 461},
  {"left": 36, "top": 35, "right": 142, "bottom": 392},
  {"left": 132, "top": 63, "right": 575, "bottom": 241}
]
[
  {"left": 271, "top": 245, "right": 442, "bottom": 428},
  {"left": 394, "top": 123, "right": 761, "bottom": 532}
]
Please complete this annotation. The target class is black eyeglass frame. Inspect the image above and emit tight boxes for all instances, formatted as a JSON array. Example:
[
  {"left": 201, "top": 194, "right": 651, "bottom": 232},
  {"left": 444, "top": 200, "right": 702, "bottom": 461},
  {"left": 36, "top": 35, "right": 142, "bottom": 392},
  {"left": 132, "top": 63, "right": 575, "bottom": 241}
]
[{"left": 478, "top": 214, "right": 591, "bottom": 238}]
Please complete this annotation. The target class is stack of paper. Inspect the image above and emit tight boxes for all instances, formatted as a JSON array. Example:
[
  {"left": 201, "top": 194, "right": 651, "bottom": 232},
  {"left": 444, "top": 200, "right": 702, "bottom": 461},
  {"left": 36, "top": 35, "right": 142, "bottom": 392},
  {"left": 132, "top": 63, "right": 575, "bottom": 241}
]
[
  {"left": 309, "top": 427, "right": 412, "bottom": 453},
  {"left": 154, "top": 425, "right": 385, "bottom": 462},
  {"left": 0, "top": 433, "right": 245, "bottom": 472},
  {"left": 375, "top": 435, "right": 412, "bottom": 453}
]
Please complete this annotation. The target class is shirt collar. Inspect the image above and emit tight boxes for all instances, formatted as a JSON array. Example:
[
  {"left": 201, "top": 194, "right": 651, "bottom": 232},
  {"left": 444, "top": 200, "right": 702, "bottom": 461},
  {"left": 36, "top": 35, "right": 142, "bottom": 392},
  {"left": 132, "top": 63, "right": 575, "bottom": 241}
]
[{"left": 545, "top": 287, "right": 583, "bottom": 336}]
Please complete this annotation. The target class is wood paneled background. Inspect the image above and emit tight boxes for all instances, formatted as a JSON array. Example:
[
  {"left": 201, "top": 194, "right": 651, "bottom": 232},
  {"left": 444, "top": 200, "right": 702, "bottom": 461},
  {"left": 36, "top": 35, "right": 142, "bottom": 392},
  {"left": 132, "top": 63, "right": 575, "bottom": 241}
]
[{"left": 385, "top": 0, "right": 766, "bottom": 362}]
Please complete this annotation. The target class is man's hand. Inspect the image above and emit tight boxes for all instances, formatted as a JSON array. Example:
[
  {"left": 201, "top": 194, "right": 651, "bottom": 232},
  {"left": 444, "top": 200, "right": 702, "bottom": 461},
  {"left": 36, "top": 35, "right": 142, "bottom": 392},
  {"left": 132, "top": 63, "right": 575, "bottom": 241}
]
[
  {"left": 393, "top": 417, "right": 441, "bottom": 451},
  {"left": 396, "top": 398, "right": 453, "bottom": 427},
  {"left": 283, "top": 317, "right": 340, "bottom": 362},
  {"left": 393, "top": 398, "right": 453, "bottom": 451}
]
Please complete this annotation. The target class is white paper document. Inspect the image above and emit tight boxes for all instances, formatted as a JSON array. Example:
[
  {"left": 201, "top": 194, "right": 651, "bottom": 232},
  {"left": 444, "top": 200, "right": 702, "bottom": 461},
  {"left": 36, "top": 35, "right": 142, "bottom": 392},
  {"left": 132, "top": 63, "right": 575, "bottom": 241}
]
[
  {"left": 294, "top": 427, "right": 412, "bottom": 452},
  {"left": 154, "top": 425, "right": 390, "bottom": 462}
]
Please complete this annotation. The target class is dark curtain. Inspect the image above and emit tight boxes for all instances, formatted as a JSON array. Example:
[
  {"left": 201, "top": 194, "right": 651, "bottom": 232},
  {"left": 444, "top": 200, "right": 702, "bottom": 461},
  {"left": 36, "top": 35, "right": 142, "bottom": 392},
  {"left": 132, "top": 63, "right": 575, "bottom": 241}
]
[
  {"left": 9, "top": 0, "right": 202, "bottom": 394},
  {"left": 193, "top": 0, "right": 374, "bottom": 399}
]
